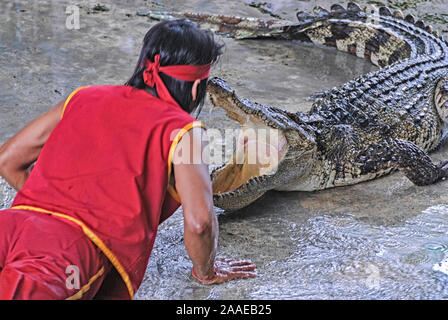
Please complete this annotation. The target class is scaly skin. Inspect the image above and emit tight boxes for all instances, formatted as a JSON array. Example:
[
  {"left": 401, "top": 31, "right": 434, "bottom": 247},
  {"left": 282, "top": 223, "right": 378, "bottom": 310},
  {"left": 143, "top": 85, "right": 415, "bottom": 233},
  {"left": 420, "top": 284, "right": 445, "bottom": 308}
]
[{"left": 141, "top": 3, "right": 448, "bottom": 210}]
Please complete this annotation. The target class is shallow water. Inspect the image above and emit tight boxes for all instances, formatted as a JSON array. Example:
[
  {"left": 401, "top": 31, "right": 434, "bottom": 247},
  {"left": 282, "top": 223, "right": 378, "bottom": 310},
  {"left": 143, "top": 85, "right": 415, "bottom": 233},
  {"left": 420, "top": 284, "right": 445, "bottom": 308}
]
[{"left": 1, "top": 0, "right": 448, "bottom": 300}]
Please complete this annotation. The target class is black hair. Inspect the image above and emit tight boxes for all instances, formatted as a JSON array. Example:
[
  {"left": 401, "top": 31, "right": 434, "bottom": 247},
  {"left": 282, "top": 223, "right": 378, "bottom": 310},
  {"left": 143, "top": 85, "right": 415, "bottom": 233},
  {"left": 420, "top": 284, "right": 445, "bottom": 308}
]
[{"left": 125, "top": 19, "right": 224, "bottom": 115}]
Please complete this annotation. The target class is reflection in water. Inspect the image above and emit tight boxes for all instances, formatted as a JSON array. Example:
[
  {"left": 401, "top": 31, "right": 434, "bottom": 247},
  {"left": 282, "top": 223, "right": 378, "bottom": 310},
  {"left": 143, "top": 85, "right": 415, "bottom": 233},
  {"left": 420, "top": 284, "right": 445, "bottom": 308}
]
[{"left": 229, "top": 203, "right": 448, "bottom": 299}]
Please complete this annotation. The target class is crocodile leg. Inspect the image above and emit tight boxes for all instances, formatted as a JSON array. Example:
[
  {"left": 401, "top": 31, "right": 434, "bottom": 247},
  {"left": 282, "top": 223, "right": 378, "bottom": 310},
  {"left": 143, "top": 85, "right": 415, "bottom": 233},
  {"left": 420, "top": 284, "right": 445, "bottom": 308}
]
[{"left": 357, "top": 139, "right": 448, "bottom": 186}]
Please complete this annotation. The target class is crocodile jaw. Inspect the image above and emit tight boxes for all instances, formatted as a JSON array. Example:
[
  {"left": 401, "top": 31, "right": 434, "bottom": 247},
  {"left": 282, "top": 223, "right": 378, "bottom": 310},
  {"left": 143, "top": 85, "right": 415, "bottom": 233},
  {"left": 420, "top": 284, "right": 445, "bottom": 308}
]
[{"left": 207, "top": 77, "right": 315, "bottom": 210}]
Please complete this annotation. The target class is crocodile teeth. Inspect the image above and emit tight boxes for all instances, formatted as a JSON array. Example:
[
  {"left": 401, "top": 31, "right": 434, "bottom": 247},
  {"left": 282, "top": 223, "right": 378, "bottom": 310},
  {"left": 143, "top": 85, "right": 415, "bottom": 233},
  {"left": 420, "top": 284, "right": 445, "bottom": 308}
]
[
  {"left": 248, "top": 177, "right": 258, "bottom": 185},
  {"left": 267, "top": 121, "right": 277, "bottom": 128},
  {"left": 213, "top": 193, "right": 223, "bottom": 199}
]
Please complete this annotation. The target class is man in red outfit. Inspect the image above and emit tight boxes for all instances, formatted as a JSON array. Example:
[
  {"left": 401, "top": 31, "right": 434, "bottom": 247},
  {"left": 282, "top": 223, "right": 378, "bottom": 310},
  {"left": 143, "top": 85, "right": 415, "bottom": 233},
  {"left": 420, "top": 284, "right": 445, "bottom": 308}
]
[{"left": 0, "top": 19, "right": 256, "bottom": 299}]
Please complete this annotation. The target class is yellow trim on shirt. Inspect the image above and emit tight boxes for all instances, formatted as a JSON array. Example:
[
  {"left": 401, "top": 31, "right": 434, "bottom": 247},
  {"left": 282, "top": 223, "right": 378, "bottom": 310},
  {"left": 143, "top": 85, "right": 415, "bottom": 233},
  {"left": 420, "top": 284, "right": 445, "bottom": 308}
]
[
  {"left": 10, "top": 205, "right": 134, "bottom": 299},
  {"left": 166, "top": 121, "right": 206, "bottom": 203},
  {"left": 60, "top": 86, "right": 88, "bottom": 120},
  {"left": 167, "top": 183, "right": 181, "bottom": 203},
  {"left": 65, "top": 266, "right": 105, "bottom": 300}
]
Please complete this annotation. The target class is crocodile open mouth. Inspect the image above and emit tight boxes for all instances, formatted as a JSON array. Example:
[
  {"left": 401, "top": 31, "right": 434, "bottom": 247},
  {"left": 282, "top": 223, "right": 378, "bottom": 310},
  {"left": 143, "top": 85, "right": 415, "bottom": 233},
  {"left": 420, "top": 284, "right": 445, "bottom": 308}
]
[{"left": 208, "top": 78, "right": 288, "bottom": 194}]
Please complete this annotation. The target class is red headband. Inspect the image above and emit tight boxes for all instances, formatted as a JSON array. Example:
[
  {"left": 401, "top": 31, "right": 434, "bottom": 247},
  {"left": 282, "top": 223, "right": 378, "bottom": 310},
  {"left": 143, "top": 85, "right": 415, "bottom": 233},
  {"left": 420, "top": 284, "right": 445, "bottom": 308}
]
[{"left": 142, "top": 54, "right": 211, "bottom": 108}]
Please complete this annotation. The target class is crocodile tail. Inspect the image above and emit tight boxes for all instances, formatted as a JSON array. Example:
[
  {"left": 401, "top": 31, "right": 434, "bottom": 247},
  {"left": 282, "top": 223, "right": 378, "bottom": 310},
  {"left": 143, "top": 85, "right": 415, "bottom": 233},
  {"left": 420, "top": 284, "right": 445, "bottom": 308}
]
[
  {"left": 135, "top": 11, "right": 297, "bottom": 40},
  {"left": 294, "top": 2, "right": 447, "bottom": 68},
  {"left": 138, "top": 4, "right": 447, "bottom": 67}
]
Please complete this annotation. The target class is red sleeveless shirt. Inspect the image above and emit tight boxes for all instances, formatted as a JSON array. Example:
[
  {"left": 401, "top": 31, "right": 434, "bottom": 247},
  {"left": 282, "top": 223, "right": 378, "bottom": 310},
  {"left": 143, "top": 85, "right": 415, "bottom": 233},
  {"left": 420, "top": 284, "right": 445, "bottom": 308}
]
[{"left": 11, "top": 85, "right": 204, "bottom": 299}]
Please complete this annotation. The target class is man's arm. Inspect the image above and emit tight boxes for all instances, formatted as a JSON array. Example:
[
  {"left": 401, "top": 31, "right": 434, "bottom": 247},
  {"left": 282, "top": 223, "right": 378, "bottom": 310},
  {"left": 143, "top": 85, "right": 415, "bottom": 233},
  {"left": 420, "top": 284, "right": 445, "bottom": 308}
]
[
  {"left": 173, "top": 127, "right": 256, "bottom": 283},
  {"left": 0, "top": 99, "right": 66, "bottom": 191}
]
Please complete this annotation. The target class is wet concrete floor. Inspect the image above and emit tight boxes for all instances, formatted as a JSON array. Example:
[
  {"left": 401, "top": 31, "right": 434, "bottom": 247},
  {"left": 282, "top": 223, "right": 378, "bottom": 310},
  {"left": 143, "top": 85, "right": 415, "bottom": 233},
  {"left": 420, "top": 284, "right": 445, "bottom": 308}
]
[{"left": 1, "top": 0, "right": 448, "bottom": 299}]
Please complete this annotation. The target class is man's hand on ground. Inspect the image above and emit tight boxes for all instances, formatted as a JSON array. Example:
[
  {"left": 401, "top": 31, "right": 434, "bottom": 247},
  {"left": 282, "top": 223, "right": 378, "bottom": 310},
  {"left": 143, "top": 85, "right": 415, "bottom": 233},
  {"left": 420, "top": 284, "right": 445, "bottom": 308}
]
[{"left": 192, "top": 257, "right": 256, "bottom": 284}]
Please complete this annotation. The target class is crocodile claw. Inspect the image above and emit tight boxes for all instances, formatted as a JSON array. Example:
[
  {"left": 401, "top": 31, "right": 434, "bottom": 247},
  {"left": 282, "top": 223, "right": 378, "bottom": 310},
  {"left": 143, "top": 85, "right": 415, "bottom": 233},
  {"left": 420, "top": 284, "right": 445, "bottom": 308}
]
[{"left": 437, "top": 160, "right": 448, "bottom": 181}]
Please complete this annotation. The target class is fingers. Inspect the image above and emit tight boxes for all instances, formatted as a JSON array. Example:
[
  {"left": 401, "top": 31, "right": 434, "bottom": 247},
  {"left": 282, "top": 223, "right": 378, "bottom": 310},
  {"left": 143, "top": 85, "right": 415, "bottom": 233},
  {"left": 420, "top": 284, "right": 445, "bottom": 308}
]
[
  {"left": 230, "top": 270, "right": 256, "bottom": 278},
  {"left": 191, "top": 257, "right": 257, "bottom": 285},
  {"left": 215, "top": 257, "right": 257, "bottom": 282},
  {"left": 229, "top": 264, "right": 257, "bottom": 272},
  {"left": 216, "top": 258, "right": 255, "bottom": 267},
  {"left": 215, "top": 258, "right": 256, "bottom": 272},
  {"left": 213, "top": 270, "right": 257, "bottom": 284},
  {"left": 229, "top": 259, "right": 254, "bottom": 267},
  {"left": 218, "top": 267, "right": 256, "bottom": 277}
]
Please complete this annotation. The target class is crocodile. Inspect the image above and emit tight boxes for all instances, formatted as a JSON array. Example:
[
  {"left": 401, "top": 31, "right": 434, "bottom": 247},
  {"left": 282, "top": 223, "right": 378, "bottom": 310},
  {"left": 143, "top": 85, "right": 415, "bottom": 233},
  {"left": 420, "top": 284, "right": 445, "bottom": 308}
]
[{"left": 143, "top": 3, "right": 448, "bottom": 210}]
